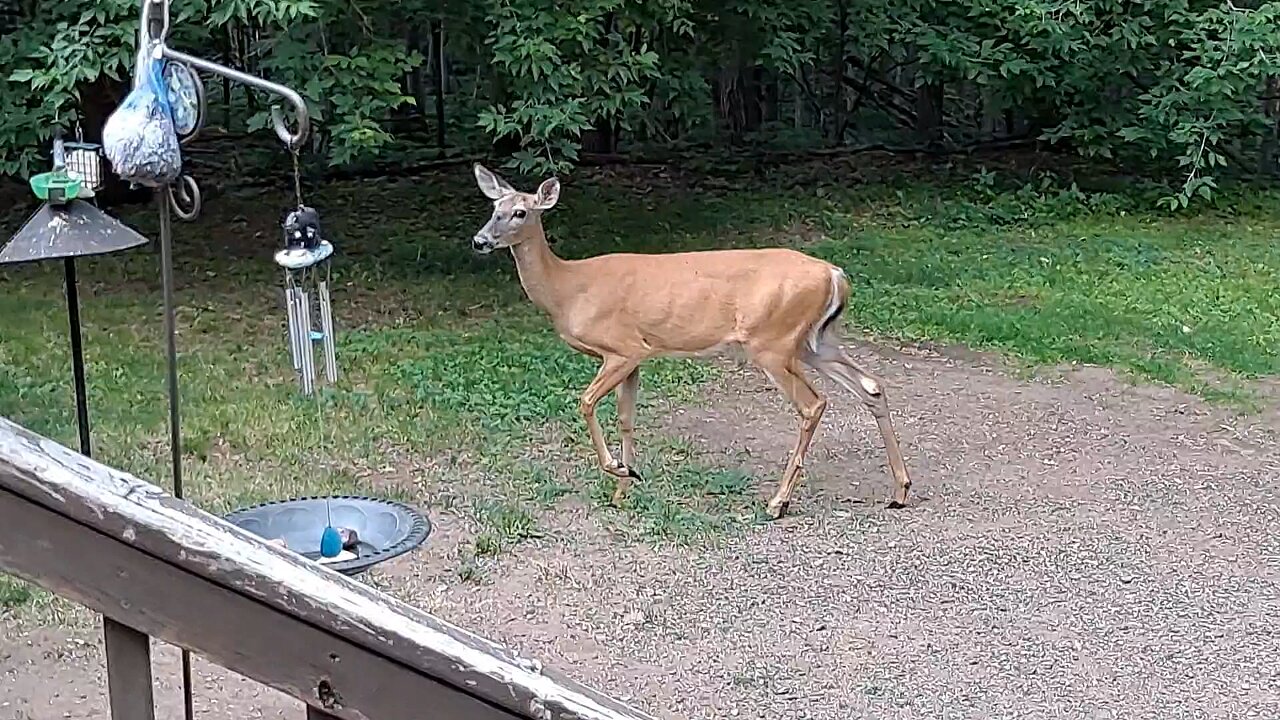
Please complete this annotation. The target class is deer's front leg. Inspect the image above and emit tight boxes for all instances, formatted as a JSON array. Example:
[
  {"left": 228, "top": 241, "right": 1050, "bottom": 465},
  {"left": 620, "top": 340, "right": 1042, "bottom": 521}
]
[
  {"left": 614, "top": 367, "right": 641, "bottom": 504},
  {"left": 580, "top": 356, "right": 643, "bottom": 502}
]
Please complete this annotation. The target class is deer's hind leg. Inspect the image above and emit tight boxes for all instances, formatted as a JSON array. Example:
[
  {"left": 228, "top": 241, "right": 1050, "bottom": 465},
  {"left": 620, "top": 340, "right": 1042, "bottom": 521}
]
[
  {"left": 807, "top": 346, "right": 912, "bottom": 508},
  {"left": 614, "top": 367, "right": 641, "bottom": 504},
  {"left": 749, "top": 348, "right": 828, "bottom": 520}
]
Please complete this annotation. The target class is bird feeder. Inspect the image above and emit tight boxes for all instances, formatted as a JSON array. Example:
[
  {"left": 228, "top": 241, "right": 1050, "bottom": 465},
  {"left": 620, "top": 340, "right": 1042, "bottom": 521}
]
[{"left": 1, "top": 132, "right": 150, "bottom": 458}]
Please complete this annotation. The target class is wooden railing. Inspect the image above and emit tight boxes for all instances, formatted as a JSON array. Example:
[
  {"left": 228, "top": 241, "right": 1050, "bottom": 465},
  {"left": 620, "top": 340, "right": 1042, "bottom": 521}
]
[{"left": 0, "top": 416, "right": 658, "bottom": 720}]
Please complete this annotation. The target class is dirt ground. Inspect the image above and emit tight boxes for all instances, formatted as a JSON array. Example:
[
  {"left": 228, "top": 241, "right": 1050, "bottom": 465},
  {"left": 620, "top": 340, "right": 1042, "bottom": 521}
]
[{"left": 4, "top": 344, "right": 1279, "bottom": 719}]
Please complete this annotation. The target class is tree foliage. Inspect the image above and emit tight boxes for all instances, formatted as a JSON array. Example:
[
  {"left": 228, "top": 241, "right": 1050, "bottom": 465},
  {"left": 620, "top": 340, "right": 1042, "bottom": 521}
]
[{"left": 4, "top": 0, "right": 1280, "bottom": 204}]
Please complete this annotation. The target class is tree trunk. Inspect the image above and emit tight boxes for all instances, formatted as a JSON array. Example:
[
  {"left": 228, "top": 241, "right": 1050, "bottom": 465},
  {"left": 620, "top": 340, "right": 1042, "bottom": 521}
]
[
  {"left": 431, "top": 19, "right": 446, "bottom": 152},
  {"left": 793, "top": 70, "right": 805, "bottom": 130},
  {"left": 581, "top": 12, "right": 622, "bottom": 154},
  {"left": 980, "top": 88, "right": 999, "bottom": 138},
  {"left": 915, "top": 80, "right": 944, "bottom": 145},
  {"left": 1261, "top": 76, "right": 1280, "bottom": 175},
  {"left": 581, "top": 118, "right": 618, "bottom": 154},
  {"left": 832, "top": 0, "right": 847, "bottom": 145},
  {"left": 488, "top": 71, "right": 520, "bottom": 158},
  {"left": 743, "top": 67, "right": 764, "bottom": 132},
  {"left": 407, "top": 26, "right": 424, "bottom": 114}
]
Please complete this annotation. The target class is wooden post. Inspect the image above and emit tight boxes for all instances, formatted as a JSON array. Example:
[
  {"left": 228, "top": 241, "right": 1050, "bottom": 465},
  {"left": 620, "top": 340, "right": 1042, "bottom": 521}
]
[{"left": 103, "top": 618, "right": 157, "bottom": 720}]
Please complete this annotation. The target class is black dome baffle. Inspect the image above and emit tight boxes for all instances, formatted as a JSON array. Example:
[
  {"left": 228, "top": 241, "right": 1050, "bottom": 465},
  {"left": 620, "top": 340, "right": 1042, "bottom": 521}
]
[{"left": 0, "top": 199, "right": 149, "bottom": 265}]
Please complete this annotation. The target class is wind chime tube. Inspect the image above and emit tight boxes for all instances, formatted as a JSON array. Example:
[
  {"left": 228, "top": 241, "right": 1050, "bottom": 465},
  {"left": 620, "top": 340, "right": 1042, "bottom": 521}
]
[
  {"left": 318, "top": 279, "right": 337, "bottom": 383},
  {"left": 299, "top": 288, "right": 316, "bottom": 395},
  {"left": 285, "top": 284, "right": 303, "bottom": 372},
  {"left": 288, "top": 285, "right": 307, "bottom": 390}
]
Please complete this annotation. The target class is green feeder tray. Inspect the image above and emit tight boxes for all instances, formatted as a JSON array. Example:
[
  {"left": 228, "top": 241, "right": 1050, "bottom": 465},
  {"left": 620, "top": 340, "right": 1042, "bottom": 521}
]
[{"left": 29, "top": 171, "right": 83, "bottom": 203}]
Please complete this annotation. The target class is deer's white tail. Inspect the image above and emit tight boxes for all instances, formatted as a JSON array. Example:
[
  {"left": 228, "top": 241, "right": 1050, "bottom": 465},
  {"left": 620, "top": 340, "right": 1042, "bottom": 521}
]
[
  {"left": 805, "top": 267, "right": 849, "bottom": 360},
  {"left": 804, "top": 267, "right": 883, "bottom": 397}
]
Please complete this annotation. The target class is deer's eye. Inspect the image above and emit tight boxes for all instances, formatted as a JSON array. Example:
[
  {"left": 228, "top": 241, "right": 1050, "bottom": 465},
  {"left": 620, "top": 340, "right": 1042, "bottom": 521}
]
[{"left": 512, "top": 209, "right": 527, "bottom": 220}]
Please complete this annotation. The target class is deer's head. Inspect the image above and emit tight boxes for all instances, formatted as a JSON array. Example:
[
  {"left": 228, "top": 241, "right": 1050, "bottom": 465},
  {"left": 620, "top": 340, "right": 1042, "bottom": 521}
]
[{"left": 471, "top": 163, "right": 560, "bottom": 254}]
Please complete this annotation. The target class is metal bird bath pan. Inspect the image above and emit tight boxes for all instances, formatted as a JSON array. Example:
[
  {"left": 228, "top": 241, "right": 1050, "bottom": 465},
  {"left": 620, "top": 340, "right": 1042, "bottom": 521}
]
[{"left": 224, "top": 496, "right": 430, "bottom": 576}]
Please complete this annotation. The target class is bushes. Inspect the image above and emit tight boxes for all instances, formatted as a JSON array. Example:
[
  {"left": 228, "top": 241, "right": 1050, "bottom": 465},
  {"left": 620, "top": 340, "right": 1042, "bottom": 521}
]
[{"left": 4, "top": 0, "right": 1280, "bottom": 205}]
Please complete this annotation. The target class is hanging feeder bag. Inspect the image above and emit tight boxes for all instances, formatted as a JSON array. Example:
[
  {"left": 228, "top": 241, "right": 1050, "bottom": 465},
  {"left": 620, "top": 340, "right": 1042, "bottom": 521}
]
[{"left": 103, "top": 49, "right": 182, "bottom": 187}]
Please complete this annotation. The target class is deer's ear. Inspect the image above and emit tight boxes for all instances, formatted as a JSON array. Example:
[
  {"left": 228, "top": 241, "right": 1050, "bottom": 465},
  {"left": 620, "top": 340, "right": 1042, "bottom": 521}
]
[
  {"left": 474, "top": 164, "right": 514, "bottom": 200},
  {"left": 534, "top": 177, "right": 560, "bottom": 210}
]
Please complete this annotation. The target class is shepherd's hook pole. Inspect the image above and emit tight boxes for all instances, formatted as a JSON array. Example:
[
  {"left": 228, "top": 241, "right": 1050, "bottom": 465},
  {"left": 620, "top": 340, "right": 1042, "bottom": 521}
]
[{"left": 156, "top": 186, "right": 195, "bottom": 720}]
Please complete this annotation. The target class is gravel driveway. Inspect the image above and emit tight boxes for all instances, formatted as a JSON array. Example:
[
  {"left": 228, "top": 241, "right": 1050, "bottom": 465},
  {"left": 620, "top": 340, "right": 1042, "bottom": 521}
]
[{"left": 4, "top": 346, "right": 1278, "bottom": 719}]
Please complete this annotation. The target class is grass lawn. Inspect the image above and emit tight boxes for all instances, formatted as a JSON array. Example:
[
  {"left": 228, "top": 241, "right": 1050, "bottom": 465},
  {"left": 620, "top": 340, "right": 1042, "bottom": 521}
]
[{"left": 2, "top": 158, "right": 1278, "bottom": 609}]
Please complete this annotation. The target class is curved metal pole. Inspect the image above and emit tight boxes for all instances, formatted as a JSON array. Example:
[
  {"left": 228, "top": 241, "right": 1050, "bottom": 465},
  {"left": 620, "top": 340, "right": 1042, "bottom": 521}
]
[{"left": 159, "top": 46, "right": 310, "bottom": 150}]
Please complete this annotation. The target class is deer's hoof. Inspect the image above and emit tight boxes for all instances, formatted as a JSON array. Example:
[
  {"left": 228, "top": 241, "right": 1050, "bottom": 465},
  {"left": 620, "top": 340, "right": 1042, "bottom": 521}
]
[
  {"left": 605, "top": 461, "right": 645, "bottom": 482},
  {"left": 765, "top": 499, "right": 790, "bottom": 520}
]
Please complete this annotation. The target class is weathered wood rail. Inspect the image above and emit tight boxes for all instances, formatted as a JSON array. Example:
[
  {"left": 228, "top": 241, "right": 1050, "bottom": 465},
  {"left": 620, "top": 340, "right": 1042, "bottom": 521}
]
[{"left": 0, "top": 416, "right": 660, "bottom": 720}]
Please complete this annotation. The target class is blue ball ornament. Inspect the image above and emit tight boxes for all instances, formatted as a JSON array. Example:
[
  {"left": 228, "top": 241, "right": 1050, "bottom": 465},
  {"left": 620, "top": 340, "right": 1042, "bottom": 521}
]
[{"left": 320, "top": 526, "right": 342, "bottom": 558}]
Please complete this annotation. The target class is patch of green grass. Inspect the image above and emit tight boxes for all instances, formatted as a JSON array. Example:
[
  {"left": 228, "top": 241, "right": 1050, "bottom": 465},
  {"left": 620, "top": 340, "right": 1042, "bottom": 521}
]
[
  {"left": 456, "top": 496, "right": 547, "bottom": 579},
  {"left": 0, "top": 574, "right": 35, "bottom": 610},
  {"left": 470, "top": 498, "right": 542, "bottom": 555},
  {"left": 813, "top": 202, "right": 1279, "bottom": 400},
  {"left": 510, "top": 463, "right": 575, "bottom": 506},
  {"left": 583, "top": 436, "right": 761, "bottom": 542}
]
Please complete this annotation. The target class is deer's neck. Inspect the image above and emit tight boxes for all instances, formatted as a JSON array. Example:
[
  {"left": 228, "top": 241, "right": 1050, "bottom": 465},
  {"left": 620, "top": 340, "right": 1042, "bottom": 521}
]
[{"left": 510, "top": 226, "right": 568, "bottom": 318}]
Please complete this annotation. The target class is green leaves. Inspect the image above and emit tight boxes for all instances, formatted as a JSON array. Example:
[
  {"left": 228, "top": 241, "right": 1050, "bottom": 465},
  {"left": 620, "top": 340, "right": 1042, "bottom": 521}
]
[
  {"left": 477, "top": 0, "right": 676, "bottom": 174},
  {"left": 0, "top": 12, "right": 136, "bottom": 175},
  {"left": 0, "top": 0, "right": 418, "bottom": 174},
  {"left": 4, "top": 0, "right": 1280, "bottom": 203}
]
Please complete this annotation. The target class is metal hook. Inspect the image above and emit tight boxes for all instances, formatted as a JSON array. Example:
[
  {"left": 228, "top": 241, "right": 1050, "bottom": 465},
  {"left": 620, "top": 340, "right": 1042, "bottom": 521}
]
[
  {"left": 139, "top": 0, "right": 169, "bottom": 44},
  {"left": 135, "top": 0, "right": 308, "bottom": 151},
  {"left": 158, "top": 46, "right": 310, "bottom": 151},
  {"left": 168, "top": 175, "right": 201, "bottom": 222}
]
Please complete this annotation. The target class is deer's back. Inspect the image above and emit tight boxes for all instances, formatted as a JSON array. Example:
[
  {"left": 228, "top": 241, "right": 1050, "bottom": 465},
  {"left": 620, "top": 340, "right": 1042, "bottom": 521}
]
[{"left": 558, "top": 247, "right": 842, "bottom": 356}]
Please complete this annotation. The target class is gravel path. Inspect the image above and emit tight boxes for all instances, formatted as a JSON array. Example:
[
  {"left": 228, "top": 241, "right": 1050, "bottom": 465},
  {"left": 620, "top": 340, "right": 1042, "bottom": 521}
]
[{"left": 4, "top": 346, "right": 1279, "bottom": 719}]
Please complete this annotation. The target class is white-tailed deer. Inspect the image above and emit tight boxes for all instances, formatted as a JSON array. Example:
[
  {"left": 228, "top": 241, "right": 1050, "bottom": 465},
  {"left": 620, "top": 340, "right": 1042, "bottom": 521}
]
[{"left": 470, "top": 164, "right": 912, "bottom": 518}]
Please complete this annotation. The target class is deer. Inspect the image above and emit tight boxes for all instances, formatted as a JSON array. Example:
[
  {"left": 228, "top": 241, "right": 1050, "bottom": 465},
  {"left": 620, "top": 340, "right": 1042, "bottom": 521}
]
[{"left": 469, "top": 163, "right": 913, "bottom": 519}]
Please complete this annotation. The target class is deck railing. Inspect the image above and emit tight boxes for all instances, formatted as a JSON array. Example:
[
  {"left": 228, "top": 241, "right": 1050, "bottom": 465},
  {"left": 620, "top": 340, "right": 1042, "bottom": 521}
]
[{"left": 0, "top": 415, "right": 658, "bottom": 720}]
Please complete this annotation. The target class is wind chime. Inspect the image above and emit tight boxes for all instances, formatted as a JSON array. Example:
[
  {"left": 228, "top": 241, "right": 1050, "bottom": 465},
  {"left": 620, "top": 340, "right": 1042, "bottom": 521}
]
[{"left": 276, "top": 200, "right": 338, "bottom": 395}]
